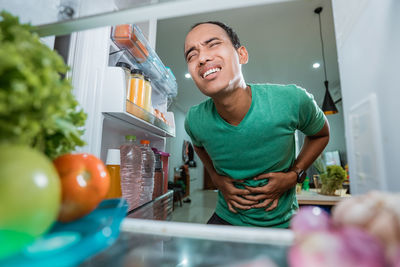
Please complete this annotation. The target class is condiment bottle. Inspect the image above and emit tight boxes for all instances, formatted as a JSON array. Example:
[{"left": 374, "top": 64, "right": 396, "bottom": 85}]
[
  {"left": 143, "top": 75, "right": 152, "bottom": 112},
  {"left": 128, "top": 69, "right": 145, "bottom": 108},
  {"left": 105, "top": 149, "right": 122, "bottom": 199}
]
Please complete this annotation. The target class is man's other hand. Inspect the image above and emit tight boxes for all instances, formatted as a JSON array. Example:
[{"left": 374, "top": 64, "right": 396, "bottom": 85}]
[
  {"left": 242, "top": 171, "right": 297, "bottom": 211},
  {"left": 212, "top": 174, "right": 257, "bottom": 213}
]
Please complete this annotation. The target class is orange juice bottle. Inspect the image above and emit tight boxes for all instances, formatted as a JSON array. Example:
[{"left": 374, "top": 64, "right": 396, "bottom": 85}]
[
  {"left": 105, "top": 149, "right": 122, "bottom": 199},
  {"left": 128, "top": 69, "right": 145, "bottom": 108}
]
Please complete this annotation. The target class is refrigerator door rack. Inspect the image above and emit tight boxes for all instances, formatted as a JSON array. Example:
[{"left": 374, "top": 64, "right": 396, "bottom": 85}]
[{"left": 111, "top": 24, "right": 178, "bottom": 98}]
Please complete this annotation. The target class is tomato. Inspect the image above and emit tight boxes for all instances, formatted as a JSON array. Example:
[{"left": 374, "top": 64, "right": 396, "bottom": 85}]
[
  {"left": 53, "top": 153, "right": 110, "bottom": 222},
  {"left": 0, "top": 145, "right": 61, "bottom": 259}
]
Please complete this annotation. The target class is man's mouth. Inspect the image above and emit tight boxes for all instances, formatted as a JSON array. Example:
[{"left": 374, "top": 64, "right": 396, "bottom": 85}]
[{"left": 202, "top": 67, "right": 222, "bottom": 79}]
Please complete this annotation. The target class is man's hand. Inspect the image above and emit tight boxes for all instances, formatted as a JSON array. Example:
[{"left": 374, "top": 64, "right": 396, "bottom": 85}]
[
  {"left": 242, "top": 171, "right": 297, "bottom": 211},
  {"left": 212, "top": 174, "right": 257, "bottom": 213}
]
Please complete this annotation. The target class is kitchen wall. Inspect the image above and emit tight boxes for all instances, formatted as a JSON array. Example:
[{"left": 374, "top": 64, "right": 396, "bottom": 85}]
[
  {"left": 332, "top": 0, "right": 400, "bottom": 193},
  {"left": 166, "top": 105, "right": 204, "bottom": 194},
  {"left": 324, "top": 102, "right": 347, "bottom": 164}
]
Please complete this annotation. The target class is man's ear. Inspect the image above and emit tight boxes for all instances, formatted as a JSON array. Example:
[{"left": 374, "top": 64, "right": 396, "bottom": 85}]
[{"left": 237, "top": 46, "right": 249, "bottom": 64}]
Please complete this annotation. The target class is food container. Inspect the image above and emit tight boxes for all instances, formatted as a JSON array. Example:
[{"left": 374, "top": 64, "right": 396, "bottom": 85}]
[{"left": 111, "top": 24, "right": 149, "bottom": 63}]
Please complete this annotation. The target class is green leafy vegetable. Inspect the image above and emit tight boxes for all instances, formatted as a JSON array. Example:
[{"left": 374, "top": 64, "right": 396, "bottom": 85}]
[
  {"left": 0, "top": 11, "right": 86, "bottom": 159},
  {"left": 320, "top": 165, "right": 347, "bottom": 195}
]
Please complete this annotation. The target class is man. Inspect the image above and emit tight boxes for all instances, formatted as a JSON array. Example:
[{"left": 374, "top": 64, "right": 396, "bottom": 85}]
[{"left": 184, "top": 21, "right": 330, "bottom": 228}]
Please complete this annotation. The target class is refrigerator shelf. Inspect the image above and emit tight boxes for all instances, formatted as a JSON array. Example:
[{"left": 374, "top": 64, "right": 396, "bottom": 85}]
[
  {"left": 104, "top": 104, "right": 175, "bottom": 138},
  {"left": 102, "top": 66, "right": 175, "bottom": 138}
]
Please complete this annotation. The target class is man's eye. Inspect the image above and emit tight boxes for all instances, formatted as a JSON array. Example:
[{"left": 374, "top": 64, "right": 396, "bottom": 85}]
[
  {"left": 210, "top": 42, "right": 220, "bottom": 47},
  {"left": 187, "top": 53, "right": 196, "bottom": 61}
]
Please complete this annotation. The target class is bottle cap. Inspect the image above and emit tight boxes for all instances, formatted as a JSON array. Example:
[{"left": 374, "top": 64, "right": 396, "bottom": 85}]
[
  {"left": 116, "top": 62, "right": 131, "bottom": 70},
  {"left": 106, "top": 149, "right": 120, "bottom": 165},
  {"left": 140, "top": 140, "right": 150, "bottom": 145},
  {"left": 125, "top": 135, "right": 136, "bottom": 141},
  {"left": 144, "top": 75, "right": 151, "bottom": 82},
  {"left": 131, "top": 69, "right": 144, "bottom": 75}
]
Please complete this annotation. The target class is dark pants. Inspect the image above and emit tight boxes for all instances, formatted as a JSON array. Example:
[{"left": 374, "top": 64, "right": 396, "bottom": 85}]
[{"left": 207, "top": 213, "right": 232, "bottom": 225}]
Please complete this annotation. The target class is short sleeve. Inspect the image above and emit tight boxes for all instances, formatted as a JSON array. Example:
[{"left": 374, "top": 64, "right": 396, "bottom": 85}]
[
  {"left": 184, "top": 110, "right": 203, "bottom": 147},
  {"left": 297, "top": 87, "right": 326, "bottom": 136}
]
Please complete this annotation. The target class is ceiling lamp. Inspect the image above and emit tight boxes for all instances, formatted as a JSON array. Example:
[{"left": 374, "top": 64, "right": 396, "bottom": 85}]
[{"left": 315, "top": 7, "right": 338, "bottom": 115}]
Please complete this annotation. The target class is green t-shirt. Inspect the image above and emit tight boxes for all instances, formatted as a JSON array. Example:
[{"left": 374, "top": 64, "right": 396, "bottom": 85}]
[{"left": 184, "top": 83, "right": 326, "bottom": 228}]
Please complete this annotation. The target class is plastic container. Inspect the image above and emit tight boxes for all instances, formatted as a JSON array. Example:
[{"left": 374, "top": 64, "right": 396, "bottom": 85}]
[
  {"left": 120, "top": 135, "right": 142, "bottom": 210},
  {"left": 0, "top": 198, "right": 128, "bottom": 267},
  {"left": 143, "top": 75, "right": 152, "bottom": 112},
  {"left": 105, "top": 149, "right": 122, "bottom": 199},
  {"left": 111, "top": 24, "right": 149, "bottom": 63},
  {"left": 128, "top": 69, "right": 145, "bottom": 108},
  {"left": 139, "top": 140, "right": 155, "bottom": 206},
  {"left": 158, "top": 151, "right": 170, "bottom": 194},
  {"left": 151, "top": 148, "right": 163, "bottom": 199}
]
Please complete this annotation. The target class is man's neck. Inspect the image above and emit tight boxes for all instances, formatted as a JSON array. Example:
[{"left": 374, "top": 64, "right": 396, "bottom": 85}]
[{"left": 213, "top": 82, "right": 252, "bottom": 126}]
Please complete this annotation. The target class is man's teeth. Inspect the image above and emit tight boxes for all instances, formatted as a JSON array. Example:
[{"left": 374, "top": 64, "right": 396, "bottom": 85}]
[{"left": 203, "top": 68, "right": 221, "bottom": 78}]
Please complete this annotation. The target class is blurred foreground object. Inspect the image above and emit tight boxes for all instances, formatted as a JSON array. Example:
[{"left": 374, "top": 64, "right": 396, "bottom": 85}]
[
  {"left": 0, "top": 145, "right": 61, "bottom": 259},
  {"left": 0, "top": 11, "right": 86, "bottom": 159}
]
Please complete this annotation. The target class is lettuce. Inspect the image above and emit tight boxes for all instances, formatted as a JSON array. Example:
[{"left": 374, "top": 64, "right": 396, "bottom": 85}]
[{"left": 0, "top": 11, "right": 86, "bottom": 159}]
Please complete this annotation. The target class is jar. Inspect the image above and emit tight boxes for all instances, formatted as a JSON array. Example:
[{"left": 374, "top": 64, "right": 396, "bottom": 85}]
[
  {"left": 143, "top": 75, "right": 152, "bottom": 112},
  {"left": 128, "top": 69, "right": 145, "bottom": 108},
  {"left": 116, "top": 62, "right": 131, "bottom": 92}
]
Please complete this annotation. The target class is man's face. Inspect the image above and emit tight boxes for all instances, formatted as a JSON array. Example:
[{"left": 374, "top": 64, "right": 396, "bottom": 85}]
[{"left": 184, "top": 23, "right": 248, "bottom": 97}]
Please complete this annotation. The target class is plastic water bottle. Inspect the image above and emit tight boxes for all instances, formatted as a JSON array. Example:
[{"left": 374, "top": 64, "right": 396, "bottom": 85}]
[
  {"left": 120, "top": 135, "right": 141, "bottom": 210},
  {"left": 139, "top": 140, "right": 155, "bottom": 205}
]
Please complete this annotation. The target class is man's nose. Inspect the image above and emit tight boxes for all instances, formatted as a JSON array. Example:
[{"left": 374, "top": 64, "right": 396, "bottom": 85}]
[{"left": 198, "top": 50, "right": 212, "bottom": 65}]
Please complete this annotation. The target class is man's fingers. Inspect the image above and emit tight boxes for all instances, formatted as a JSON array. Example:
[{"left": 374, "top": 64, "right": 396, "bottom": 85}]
[
  {"left": 242, "top": 194, "right": 268, "bottom": 201},
  {"left": 231, "top": 200, "right": 251, "bottom": 210},
  {"left": 227, "top": 202, "right": 237, "bottom": 213},
  {"left": 265, "top": 199, "right": 279, "bottom": 211},
  {"left": 254, "top": 173, "right": 272, "bottom": 180},
  {"left": 251, "top": 198, "right": 274, "bottom": 209},
  {"left": 232, "top": 196, "right": 258, "bottom": 205},
  {"left": 244, "top": 185, "right": 267, "bottom": 194},
  {"left": 232, "top": 188, "right": 251, "bottom": 195}
]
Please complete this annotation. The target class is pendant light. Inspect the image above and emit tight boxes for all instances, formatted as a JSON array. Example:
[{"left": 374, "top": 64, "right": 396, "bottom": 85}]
[{"left": 315, "top": 7, "right": 338, "bottom": 115}]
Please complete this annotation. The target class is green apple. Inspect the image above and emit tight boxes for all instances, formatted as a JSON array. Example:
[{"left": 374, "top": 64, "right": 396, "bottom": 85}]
[{"left": 0, "top": 145, "right": 61, "bottom": 259}]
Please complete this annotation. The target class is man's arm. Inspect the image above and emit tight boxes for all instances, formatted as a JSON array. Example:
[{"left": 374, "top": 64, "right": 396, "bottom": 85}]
[
  {"left": 193, "top": 145, "right": 256, "bottom": 213},
  {"left": 243, "top": 119, "right": 330, "bottom": 210},
  {"left": 291, "top": 119, "right": 330, "bottom": 174}
]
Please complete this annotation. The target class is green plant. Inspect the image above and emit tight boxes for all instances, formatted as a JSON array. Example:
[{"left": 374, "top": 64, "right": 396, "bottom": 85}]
[
  {"left": 0, "top": 11, "right": 86, "bottom": 159},
  {"left": 320, "top": 165, "right": 347, "bottom": 195}
]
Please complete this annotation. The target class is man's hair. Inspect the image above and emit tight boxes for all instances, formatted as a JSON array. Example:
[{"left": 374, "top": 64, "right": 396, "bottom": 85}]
[{"left": 190, "top": 21, "right": 241, "bottom": 49}]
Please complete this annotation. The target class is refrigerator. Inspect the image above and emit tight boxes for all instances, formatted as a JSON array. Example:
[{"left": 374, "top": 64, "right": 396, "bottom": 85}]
[{"left": 2, "top": 0, "right": 400, "bottom": 266}]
